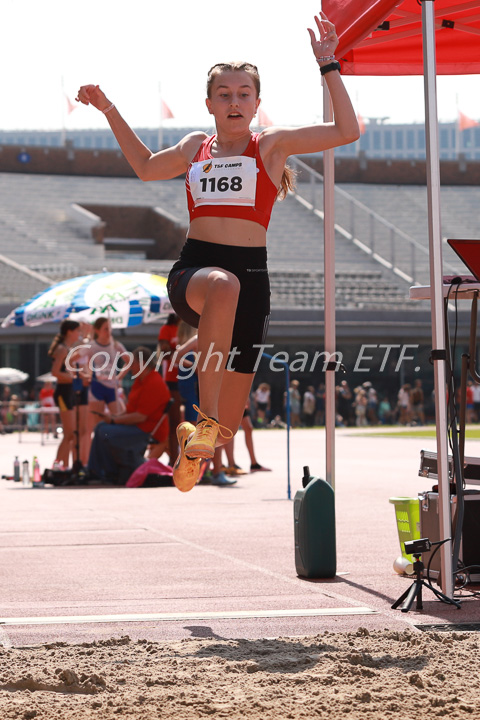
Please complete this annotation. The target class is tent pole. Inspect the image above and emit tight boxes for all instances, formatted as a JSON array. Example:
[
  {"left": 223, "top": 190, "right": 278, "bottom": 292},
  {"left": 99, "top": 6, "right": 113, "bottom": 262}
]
[
  {"left": 323, "top": 81, "right": 335, "bottom": 491},
  {"left": 422, "top": 0, "right": 453, "bottom": 599}
]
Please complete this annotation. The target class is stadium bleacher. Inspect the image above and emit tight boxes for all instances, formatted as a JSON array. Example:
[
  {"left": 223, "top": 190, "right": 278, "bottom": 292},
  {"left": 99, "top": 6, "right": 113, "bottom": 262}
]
[{"left": 0, "top": 169, "right": 479, "bottom": 315}]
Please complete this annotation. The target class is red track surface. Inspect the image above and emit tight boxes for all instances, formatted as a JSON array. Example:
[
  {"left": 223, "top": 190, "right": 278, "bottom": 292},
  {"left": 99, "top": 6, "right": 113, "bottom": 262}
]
[{"left": 1, "top": 427, "right": 479, "bottom": 648}]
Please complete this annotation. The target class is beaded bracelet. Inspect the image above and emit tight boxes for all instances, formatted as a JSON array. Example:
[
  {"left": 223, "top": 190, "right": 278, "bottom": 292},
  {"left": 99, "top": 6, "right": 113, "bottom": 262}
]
[
  {"left": 316, "top": 55, "right": 335, "bottom": 65},
  {"left": 102, "top": 103, "right": 115, "bottom": 114}
]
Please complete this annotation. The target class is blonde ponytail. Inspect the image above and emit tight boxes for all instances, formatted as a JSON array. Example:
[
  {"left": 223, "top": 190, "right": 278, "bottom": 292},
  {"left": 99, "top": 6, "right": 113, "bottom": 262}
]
[{"left": 277, "top": 164, "right": 297, "bottom": 201}]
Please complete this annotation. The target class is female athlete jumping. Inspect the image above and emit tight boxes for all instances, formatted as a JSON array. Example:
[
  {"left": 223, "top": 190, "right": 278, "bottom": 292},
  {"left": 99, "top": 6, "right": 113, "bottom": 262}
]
[{"left": 77, "top": 11, "right": 359, "bottom": 491}]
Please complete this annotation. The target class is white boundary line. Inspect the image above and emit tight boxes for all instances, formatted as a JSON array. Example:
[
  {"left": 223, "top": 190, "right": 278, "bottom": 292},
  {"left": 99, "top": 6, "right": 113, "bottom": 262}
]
[
  {"left": 0, "top": 625, "right": 12, "bottom": 647},
  {"left": 0, "top": 519, "right": 381, "bottom": 632},
  {"left": 0, "top": 607, "right": 377, "bottom": 626}
]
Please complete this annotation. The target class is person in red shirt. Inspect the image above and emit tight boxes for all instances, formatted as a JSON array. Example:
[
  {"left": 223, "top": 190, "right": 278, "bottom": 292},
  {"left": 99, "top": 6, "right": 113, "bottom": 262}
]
[
  {"left": 157, "top": 313, "right": 181, "bottom": 465},
  {"left": 87, "top": 346, "right": 171, "bottom": 484}
]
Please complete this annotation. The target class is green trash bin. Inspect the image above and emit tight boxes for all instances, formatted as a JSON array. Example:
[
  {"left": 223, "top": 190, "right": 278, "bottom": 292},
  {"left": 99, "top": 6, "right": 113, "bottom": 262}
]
[{"left": 389, "top": 497, "right": 421, "bottom": 563}]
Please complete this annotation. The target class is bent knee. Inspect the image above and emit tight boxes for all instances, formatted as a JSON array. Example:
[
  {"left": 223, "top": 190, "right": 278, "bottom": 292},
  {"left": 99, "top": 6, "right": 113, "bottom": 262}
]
[{"left": 207, "top": 271, "right": 240, "bottom": 302}]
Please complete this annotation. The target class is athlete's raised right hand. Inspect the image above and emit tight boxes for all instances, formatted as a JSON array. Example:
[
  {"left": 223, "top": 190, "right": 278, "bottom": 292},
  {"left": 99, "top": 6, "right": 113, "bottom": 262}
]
[{"left": 76, "top": 84, "right": 111, "bottom": 113}]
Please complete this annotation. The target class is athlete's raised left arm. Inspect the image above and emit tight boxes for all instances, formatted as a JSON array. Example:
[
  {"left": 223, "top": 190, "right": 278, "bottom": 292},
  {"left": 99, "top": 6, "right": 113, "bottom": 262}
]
[{"left": 263, "top": 12, "right": 360, "bottom": 160}]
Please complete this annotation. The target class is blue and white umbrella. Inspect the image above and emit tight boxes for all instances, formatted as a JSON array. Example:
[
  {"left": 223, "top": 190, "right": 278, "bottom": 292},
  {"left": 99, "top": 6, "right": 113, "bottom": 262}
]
[{"left": 1, "top": 272, "right": 172, "bottom": 329}]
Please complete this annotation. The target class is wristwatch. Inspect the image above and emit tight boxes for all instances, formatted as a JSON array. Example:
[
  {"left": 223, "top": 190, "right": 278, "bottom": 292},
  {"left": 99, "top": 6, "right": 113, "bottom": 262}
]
[{"left": 320, "top": 60, "right": 341, "bottom": 76}]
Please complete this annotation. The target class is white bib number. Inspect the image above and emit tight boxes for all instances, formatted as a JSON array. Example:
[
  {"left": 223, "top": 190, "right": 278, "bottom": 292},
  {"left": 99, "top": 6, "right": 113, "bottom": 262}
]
[{"left": 189, "top": 155, "right": 257, "bottom": 208}]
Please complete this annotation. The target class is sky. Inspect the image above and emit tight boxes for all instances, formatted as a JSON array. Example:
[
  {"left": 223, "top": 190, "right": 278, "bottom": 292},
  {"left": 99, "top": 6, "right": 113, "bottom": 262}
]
[{"left": 2, "top": 0, "right": 479, "bottom": 134}]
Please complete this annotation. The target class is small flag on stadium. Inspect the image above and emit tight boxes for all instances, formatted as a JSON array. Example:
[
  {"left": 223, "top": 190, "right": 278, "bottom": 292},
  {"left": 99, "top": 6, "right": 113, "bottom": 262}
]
[
  {"left": 65, "top": 95, "right": 77, "bottom": 115},
  {"left": 458, "top": 111, "right": 479, "bottom": 131},
  {"left": 257, "top": 107, "right": 273, "bottom": 127},
  {"left": 161, "top": 99, "right": 174, "bottom": 120},
  {"left": 357, "top": 113, "right": 366, "bottom": 135}
]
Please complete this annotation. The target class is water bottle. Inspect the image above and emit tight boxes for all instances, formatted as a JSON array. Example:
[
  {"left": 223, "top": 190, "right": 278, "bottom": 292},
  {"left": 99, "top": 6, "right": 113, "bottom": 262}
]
[
  {"left": 13, "top": 456, "right": 20, "bottom": 483},
  {"left": 33, "top": 456, "right": 41, "bottom": 485},
  {"left": 22, "top": 460, "right": 31, "bottom": 487},
  {"left": 393, "top": 556, "right": 414, "bottom": 575}
]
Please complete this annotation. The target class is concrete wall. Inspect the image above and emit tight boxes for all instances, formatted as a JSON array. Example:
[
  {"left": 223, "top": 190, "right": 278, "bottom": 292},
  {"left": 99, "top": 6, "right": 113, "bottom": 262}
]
[
  {"left": 81, "top": 204, "right": 186, "bottom": 260},
  {"left": 2, "top": 142, "right": 480, "bottom": 185},
  {"left": 0, "top": 143, "right": 136, "bottom": 178},
  {"left": 297, "top": 153, "right": 480, "bottom": 186}
]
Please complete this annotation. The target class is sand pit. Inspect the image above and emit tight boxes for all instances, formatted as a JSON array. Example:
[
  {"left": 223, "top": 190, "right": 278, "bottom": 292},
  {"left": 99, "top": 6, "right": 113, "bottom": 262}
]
[{"left": 1, "top": 628, "right": 479, "bottom": 719}]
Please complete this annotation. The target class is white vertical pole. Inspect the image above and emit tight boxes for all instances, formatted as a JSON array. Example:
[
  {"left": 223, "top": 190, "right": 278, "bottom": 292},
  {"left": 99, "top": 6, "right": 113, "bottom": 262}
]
[
  {"left": 158, "top": 82, "right": 164, "bottom": 152},
  {"left": 455, "top": 94, "right": 461, "bottom": 157},
  {"left": 422, "top": 0, "right": 453, "bottom": 598},
  {"left": 323, "top": 80, "right": 335, "bottom": 491},
  {"left": 60, "top": 76, "right": 66, "bottom": 148}
]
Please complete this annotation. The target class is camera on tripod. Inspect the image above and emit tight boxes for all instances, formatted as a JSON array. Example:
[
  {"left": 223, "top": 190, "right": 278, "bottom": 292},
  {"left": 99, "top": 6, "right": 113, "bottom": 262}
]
[
  {"left": 404, "top": 537, "right": 432, "bottom": 555},
  {"left": 392, "top": 535, "right": 461, "bottom": 613}
]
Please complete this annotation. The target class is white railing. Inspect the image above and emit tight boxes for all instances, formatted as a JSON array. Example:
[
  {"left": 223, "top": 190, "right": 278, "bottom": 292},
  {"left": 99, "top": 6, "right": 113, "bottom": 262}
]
[{"left": 289, "top": 156, "right": 457, "bottom": 285}]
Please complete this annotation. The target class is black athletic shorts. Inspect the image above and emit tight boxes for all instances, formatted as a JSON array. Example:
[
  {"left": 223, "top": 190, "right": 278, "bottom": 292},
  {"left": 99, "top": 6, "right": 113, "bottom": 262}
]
[
  {"left": 167, "top": 238, "right": 270, "bottom": 374},
  {"left": 54, "top": 383, "right": 88, "bottom": 411},
  {"left": 54, "top": 384, "right": 74, "bottom": 412}
]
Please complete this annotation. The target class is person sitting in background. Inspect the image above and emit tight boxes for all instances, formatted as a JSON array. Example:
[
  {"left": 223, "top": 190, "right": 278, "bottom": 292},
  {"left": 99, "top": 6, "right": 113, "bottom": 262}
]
[{"left": 87, "top": 347, "right": 171, "bottom": 485}]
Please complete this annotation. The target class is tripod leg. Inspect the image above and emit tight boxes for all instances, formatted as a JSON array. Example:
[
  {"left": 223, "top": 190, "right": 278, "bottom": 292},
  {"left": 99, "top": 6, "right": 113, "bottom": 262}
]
[
  {"left": 416, "top": 579, "right": 423, "bottom": 611},
  {"left": 400, "top": 582, "right": 420, "bottom": 613},
  {"left": 391, "top": 585, "right": 413, "bottom": 610}
]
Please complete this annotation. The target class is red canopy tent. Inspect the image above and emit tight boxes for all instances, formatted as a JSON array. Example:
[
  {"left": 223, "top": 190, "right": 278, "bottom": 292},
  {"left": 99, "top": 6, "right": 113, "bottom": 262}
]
[
  {"left": 328, "top": 0, "right": 480, "bottom": 75},
  {"left": 320, "top": 0, "right": 480, "bottom": 598}
]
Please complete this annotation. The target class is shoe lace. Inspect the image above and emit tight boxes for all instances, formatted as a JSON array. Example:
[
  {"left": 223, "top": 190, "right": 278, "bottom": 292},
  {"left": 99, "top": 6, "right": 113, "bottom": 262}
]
[{"left": 192, "top": 404, "right": 233, "bottom": 441}]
